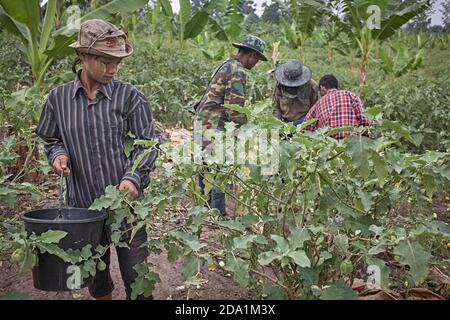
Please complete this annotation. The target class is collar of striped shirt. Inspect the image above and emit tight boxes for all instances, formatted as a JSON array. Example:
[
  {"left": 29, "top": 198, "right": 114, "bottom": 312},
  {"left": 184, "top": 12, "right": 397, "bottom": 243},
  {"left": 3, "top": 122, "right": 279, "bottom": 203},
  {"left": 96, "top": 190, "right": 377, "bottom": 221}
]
[{"left": 71, "top": 70, "right": 114, "bottom": 100}]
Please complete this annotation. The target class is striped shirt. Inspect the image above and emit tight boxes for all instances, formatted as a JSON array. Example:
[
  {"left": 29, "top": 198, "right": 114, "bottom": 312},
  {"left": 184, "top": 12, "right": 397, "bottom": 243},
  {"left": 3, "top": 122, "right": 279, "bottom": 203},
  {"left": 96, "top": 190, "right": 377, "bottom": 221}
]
[
  {"left": 304, "top": 89, "right": 372, "bottom": 140},
  {"left": 36, "top": 72, "right": 157, "bottom": 208}
]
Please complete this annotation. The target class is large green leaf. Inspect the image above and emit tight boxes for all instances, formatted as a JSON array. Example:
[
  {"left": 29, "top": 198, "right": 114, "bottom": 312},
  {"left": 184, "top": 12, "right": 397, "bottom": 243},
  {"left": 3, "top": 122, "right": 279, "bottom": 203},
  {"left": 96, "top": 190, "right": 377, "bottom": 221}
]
[
  {"left": 421, "top": 174, "right": 436, "bottom": 198},
  {"left": 233, "top": 235, "right": 266, "bottom": 249},
  {"left": 39, "top": 0, "right": 57, "bottom": 56},
  {"left": 55, "top": 0, "right": 149, "bottom": 37},
  {"left": 366, "top": 257, "right": 390, "bottom": 288},
  {"left": 342, "top": 0, "right": 389, "bottom": 30},
  {"left": 0, "top": 4, "right": 32, "bottom": 44},
  {"left": 226, "top": 255, "right": 249, "bottom": 287},
  {"left": 159, "top": 0, "right": 174, "bottom": 17},
  {"left": 263, "top": 285, "right": 288, "bottom": 300},
  {"left": 288, "top": 228, "right": 310, "bottom": 250},
  {"left": 0, "top": 186, "right": 17, "bottom": 208},
  {"left": 179, "top": 0, "right": 190, "bottom": 27},
  {"left": 378, "top": 47, "right": 394, "bottom": 75},
  {"left": 372, "top": 0, "right": 430, "bottom": 41},
  {"left": 178, "top": 0, "right": 190, "bottom": 42},
  {"left": 181, "top": 254, "right": 199, "bottom": 281},
  {"left": 393, "top": 240, "right": 431, "bottom": 284},
  {"left": 379, "top": 120, "right": 417, "bottom": 146},
  {"left": 356, "top": 190, "right": 374, "bottom": 212},
  {"left": 342, "top": 0, "right": 382, "bottom": 30},
  {"left": 37, "top": 230, "right": 68, "bottom": 244},
  {"left": 288, "top": 250, "right": 311, "bottom": 268},
  {"left": 131, "top": 262, "right": 160, "bottom": 300},
  {"left": 299, "top": 267, "right": 321, "bottom": 287},
  {"left": 203, "top": 0, "right": 227, "bottom": 14},
  {"left": 271, "top": 235, "right": 289, "bottom": 254},
  {"left": 208, "top": 17, "right": 228, "bottom": 42},
  {"left": 0, "top": 0, "right": 39, "bottom": 40},
  {"left": 321, "top": 279, "right": 358, "bottom": 300},
  {"left": 20, "top": 246, "right": 38, "bottom": 273},
  {"left": 370, "top": 149, "right": 388, "bottom": 186},
  {"left": 223, "top": 0, "right": 243, "bottom": 40},
  {"left": 216, "top": 220, "right": 245, "bottom": 232},
  {"left": 345, "top": 136, "right": 371, "bottom": 179},
  {"left": 297, "top": 0, "right": 325, "bottom": 35},
  {"left": 184, "top": 10, "right": 209, "bottom": 39},
  {"left": 258, "top": 251, "right": 282, "bottom": 266},
  {"left": 280, "top": 17, "right": 299, "bottom": 49}
]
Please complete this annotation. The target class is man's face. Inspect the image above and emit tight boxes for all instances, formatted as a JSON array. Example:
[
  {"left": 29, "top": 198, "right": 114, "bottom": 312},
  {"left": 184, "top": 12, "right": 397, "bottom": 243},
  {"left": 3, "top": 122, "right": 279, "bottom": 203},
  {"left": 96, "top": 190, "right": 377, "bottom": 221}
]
[
  {"left": 281, "top": 85, "right": 299, "bottom": 95},
  {"left": 320, "top": 85, "right": 328, "bottom": 97},
  {"left": 244, "top": 52, "right": 261, "bottom": 70},
  {"left": 81, "top": 53, "right": 122, "bottom": 84}
]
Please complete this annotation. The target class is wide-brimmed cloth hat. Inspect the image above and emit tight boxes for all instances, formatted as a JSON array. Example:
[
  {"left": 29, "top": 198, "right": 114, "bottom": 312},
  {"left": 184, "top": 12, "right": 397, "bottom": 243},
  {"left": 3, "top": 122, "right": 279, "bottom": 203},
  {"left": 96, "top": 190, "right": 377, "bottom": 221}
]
[
  {"left": 275, "top": 59, "right": 312, "bottom": 87},
  {"left": 69, "top": 19, "right": 133, "bottom": 58},
  {"left": 232, "top": 35, "right": 268, "bottom": 61}
]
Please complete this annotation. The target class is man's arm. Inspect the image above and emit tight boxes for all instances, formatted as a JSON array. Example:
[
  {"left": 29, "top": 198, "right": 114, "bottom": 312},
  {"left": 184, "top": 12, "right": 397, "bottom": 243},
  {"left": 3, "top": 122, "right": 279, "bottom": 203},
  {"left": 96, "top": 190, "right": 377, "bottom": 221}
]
[
  {"left": 224, "top": 63, "right": 247, "bottom": 126},
  {"left": 272, "top": 85, "right": 282, "bottom": 119},
  {"left": 197, "top": 68, "right": 228, "bottom": 130},
  {"left": 352, "top": 94, "right": 372, "bottom": 126},
  {"left": 35, "top": 95, "right": 70, "bottom": 173},
  {"left": 122, "top": 90, "right": 158, "bottom": 194},
  {"left": 310, "top": 80, "right": 320, "bottom": 106},
  {"left": 303, "top": 102, "right": 319, "bottom": 131}
]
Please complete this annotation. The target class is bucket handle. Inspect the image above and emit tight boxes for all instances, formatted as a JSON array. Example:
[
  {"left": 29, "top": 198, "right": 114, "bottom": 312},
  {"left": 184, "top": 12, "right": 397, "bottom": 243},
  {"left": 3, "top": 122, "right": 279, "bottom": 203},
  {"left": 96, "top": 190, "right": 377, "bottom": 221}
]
[{"left": 59, "top": 170, "right": 68, "bottom": 209}]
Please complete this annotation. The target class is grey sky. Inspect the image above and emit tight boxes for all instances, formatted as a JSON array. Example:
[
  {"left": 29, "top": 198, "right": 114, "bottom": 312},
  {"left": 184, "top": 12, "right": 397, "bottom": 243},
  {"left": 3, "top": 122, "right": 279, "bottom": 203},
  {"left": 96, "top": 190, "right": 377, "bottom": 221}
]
[{"left": 171, "top": 0, "right": 446, "bottom": 25}]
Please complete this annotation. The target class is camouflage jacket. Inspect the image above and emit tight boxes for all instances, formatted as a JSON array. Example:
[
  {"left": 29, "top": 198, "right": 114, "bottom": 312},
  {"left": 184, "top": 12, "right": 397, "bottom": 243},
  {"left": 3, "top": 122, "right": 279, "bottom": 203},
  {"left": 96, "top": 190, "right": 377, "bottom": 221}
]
[
  {"left": 196, "top": 57, "right": 247, "bottom": 131},
  {"left": 272, "top": 80, "right": 319, "bottom": 122}
]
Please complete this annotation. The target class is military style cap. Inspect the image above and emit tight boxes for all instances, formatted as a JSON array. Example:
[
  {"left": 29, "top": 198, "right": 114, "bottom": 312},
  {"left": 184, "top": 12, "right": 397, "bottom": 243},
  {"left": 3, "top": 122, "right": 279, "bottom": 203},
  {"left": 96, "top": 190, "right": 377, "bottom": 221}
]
[
  {"left": 69, "top": 19, "right": 133, "bottom": 58},
  {"left": 275, "top": 59, "right": 312, "bottom": 87},
  {"left": 232, "top": 35, "right": 268, "bottom": 61}
]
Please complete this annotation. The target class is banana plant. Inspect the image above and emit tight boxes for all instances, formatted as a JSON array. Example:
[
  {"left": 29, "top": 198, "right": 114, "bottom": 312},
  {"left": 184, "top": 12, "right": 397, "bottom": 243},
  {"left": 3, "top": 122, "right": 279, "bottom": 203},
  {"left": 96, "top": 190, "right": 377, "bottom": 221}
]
[
  {"left": 318, "top": 19, "right": 343, "bottom": 63},
  {"left": 0, "top": 0, "right": 148, "bottom": 91},
  {"left": 280, "top": 0, "right": 326, "bottom": 63},
  {"left": 377, "top": 42, "right": 424, "bottom": 79},
  {"left": 336, "top": 0, "right": 430, "bottom": 86},
  {"left": 206, "top": 0, "right": 244, "bottom": 43},
  {"left": 152, "top": 0, "right": 211, "bottom": 47}
]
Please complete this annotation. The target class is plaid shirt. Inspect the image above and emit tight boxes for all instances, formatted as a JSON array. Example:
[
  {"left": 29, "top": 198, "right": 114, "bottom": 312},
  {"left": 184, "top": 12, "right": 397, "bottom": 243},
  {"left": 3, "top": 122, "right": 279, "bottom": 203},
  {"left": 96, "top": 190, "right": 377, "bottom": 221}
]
[{"left": 304, "top": 89, "right": 372, "bottom": 139}]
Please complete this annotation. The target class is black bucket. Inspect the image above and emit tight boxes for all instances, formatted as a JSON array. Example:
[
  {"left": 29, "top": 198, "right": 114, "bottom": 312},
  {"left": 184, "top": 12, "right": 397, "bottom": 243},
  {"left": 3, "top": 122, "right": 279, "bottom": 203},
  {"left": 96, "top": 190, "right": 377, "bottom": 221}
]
[{"left": 21, "top": 207, "right": 107, "bottom": 291}]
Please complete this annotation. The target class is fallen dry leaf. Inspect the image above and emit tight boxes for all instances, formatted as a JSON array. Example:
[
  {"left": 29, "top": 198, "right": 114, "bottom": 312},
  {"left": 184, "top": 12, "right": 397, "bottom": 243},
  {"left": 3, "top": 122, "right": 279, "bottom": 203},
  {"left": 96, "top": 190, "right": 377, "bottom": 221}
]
[
  {"left": 408, "top": 288, "right": 445, "bottom": 300},
  {"left": 359, "top": 288, "right": 402, "bottom": 300},
  {"left": 352, "top": 278, "right": 367, "bottom": 292},
  {"left": 428, "top": 266, "right": 450, "bottom": 284}
]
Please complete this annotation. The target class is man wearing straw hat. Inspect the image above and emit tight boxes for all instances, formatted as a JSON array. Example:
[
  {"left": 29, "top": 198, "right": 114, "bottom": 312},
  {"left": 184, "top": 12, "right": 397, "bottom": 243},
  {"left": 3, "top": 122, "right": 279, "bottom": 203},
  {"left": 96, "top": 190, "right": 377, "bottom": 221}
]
[
  {"left": 35, "top": 19, "right": 156, "bottom": 300},
  {"left": 273, "top": 59, "right": 319, "bottom": 126}
]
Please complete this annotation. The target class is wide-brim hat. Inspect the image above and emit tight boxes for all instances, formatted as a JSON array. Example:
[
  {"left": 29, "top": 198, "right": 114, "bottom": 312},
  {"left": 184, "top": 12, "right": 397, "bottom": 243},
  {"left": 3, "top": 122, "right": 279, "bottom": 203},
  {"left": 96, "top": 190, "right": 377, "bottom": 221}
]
[
  {"left": 232, "top": 35, "right": 268, "bottom": 61},
  {"left": 69, "top": 19, "right": 133, "bottom": 59},
  {"left": 275, "top": 59, "right": 312, "bottom": 87}
]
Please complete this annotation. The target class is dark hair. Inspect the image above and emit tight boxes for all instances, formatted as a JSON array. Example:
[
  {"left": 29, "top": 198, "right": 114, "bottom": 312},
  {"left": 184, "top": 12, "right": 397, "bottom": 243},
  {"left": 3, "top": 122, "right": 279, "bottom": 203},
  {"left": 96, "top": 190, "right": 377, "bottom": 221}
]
[{"left": 319, "top": 74, "right": 339, "bottom": 89}]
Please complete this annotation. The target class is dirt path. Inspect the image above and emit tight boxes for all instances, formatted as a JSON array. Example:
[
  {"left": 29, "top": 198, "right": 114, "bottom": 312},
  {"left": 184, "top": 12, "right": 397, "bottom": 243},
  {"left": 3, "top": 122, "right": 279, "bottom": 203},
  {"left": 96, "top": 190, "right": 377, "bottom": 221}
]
[{"left": 0, "top": 246, "right": 249, "bottom": 300}]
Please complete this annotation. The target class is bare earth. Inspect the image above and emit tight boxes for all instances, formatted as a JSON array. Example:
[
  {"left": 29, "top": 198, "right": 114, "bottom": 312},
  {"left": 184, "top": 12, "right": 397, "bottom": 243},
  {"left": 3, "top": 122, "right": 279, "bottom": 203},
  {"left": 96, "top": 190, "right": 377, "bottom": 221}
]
[{"left": 0, "top": 192, "right": 249, "bottom": 300}]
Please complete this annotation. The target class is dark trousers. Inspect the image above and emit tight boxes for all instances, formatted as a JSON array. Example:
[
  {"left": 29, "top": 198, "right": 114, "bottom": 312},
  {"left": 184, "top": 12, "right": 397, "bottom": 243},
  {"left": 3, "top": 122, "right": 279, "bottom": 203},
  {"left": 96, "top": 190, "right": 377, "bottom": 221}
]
[
  {"left": 88, "top": 224, "right": 151, "bottom": 300},
  {"left": 198, "top": 172, "right": 226, "bottom": 215}
]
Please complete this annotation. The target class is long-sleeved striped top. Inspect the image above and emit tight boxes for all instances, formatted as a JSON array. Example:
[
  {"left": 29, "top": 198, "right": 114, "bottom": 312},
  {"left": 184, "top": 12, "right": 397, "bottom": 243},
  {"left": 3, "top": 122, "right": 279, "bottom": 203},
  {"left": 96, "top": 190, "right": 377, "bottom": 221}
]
[{"left": 36, "top": 72, "right": 157, "bottom": 208}]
